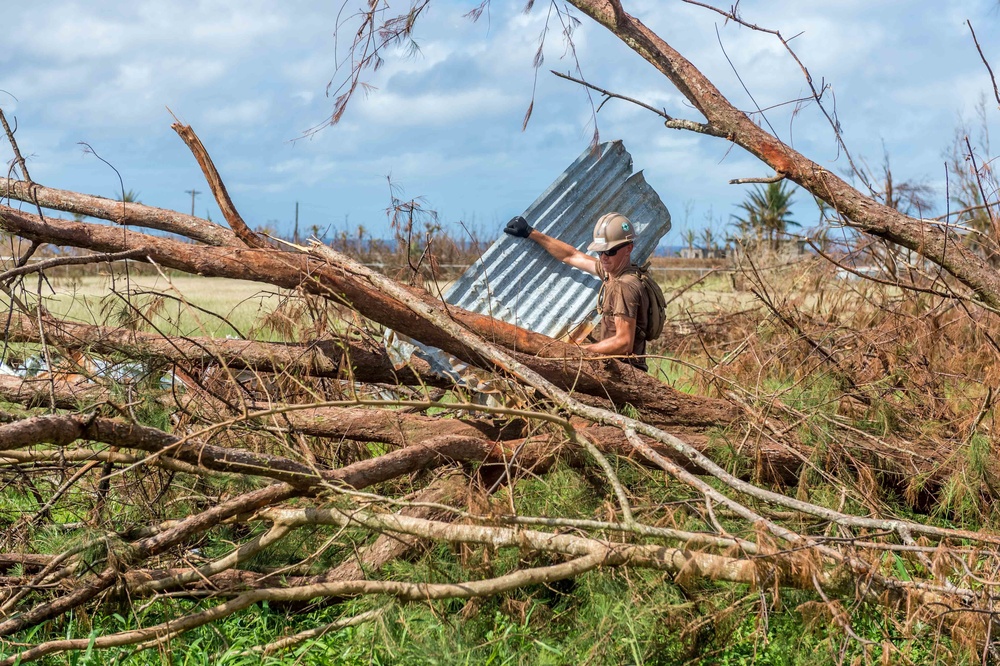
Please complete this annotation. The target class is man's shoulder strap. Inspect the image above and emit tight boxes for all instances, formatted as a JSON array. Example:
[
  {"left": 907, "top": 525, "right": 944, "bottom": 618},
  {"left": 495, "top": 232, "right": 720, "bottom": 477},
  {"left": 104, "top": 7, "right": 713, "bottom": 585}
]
[{"left": 618, "top": 263, "right": 644, "bottom": 281}]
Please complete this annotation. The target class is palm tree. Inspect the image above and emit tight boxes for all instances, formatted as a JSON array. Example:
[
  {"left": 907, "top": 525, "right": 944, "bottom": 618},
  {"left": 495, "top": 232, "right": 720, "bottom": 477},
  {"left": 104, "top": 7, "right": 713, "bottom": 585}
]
[
  {"left": 700, "top": 227, "right": 716, "bottom": 257},
  {"left": 731, "top": 181, "right": 799, "bottom": 250},
  {"left": 681, "top": 228, "right": 697, "bottom": 256},
  {"left": 356, "top": 224, "right": 367, "bottom": 255}
]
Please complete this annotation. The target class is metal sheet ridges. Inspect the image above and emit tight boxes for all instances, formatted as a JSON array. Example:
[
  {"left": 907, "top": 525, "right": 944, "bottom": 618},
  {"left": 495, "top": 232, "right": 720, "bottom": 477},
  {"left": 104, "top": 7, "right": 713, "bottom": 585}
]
[{"left": 446, "top": 141, "right": 671, "bottom": 339}]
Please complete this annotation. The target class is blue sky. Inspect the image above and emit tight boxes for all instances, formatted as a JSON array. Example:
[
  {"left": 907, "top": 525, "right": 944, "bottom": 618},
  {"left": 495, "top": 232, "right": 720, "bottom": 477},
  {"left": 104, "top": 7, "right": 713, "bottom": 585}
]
[{"left": 3, "top": 1, "right": 999, "bottom": 248}]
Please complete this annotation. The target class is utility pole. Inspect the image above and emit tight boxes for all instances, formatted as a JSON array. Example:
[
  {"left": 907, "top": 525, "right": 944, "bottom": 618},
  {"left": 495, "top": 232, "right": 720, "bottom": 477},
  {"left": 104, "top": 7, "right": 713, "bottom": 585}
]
[
  {"left": 184, "top": 189, "right": 201, "bottom": 217},
  {"left": 294, "top": 201, "right": 300, "bottom": 243}
]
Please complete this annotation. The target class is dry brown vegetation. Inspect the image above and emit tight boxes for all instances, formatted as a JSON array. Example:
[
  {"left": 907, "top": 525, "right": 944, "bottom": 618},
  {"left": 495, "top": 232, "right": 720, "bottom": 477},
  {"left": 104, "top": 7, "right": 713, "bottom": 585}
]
[
  {"left": 2, "top": 1, "right": 1000, "bottom": 663},
  {"left": 0, "top": 144, "right": 999, "bottom": 663}
]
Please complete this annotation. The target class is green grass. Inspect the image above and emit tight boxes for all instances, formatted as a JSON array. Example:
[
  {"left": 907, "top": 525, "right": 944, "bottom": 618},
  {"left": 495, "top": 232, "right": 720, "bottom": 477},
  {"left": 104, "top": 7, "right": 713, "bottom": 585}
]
[
  {"left": 647, "top": 354, "right": 702, "bottom": 393},
  {"left": 3, "top": 452, "right": 973, "bottom": 666},
  {"left": 10, "top": 588, "right": 968, "bottom": 666}
]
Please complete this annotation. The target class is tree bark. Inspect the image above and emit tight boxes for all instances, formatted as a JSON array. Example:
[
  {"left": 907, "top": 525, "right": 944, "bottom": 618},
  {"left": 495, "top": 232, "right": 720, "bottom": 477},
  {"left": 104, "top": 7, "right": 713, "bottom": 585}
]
[
  {"left": 0, "top": 204, "right": 738, "bottom": 427},
  {"left": 568, "top": 0, "right": 1000, "bottom": 310},
  {"left": 0, "top": 178, "right": 238, "bottom": 246},
  {"left": 2, "top": 311, "right": 445, "bottom": 386}
]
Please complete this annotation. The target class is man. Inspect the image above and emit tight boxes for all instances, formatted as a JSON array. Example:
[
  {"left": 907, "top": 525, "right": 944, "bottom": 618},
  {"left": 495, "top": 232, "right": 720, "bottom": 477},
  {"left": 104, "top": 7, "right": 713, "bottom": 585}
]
[{"left": 504, "top": 212, "right": 649, "bottom": 370}]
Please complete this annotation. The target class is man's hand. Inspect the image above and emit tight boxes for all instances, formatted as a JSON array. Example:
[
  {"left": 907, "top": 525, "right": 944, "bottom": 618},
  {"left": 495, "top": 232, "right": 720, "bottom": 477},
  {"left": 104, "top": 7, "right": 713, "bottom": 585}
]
[{"left": 504, "top": 216, "right": 533, "bottom": 238}]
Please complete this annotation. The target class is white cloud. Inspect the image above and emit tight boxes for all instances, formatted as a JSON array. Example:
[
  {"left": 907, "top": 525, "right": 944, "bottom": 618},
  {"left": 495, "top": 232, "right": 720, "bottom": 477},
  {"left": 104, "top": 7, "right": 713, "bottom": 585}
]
[
  {"left": 2, "top": 0, "right": 999, "bottom": 240},
  {"left": 201, "top": 99, "right": 273, "bottom": 128},
  {"left": 355, "top": 88, "right": 517, "bottom": 127}
]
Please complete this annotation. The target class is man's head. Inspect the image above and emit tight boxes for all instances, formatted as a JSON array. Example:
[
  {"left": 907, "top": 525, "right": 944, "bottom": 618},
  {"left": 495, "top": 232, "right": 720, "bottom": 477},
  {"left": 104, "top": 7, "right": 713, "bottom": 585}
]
[
  {"left": 587, "top": 213, "right": 635, "bottom": 252},
  {"left": 588, "top": 212, "right": 635, "bottom": 273}
]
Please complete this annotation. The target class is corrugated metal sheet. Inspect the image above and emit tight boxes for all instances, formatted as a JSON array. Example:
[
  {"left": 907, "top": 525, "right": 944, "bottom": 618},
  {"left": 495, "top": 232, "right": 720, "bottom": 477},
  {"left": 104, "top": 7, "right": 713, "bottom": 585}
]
[{"left": 446, "top": 140, "right": 671, "bottom": 339}]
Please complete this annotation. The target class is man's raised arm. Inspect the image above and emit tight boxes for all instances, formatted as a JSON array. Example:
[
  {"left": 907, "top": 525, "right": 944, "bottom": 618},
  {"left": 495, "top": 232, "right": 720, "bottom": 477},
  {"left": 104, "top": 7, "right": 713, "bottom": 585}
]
[{"left": 504, "top": 216, "right": 597, "bottom": 275}]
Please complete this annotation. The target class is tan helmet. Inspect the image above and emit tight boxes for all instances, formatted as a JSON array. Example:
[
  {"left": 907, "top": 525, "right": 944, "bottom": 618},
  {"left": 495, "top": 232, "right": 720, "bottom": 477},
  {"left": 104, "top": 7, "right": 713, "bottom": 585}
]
[{"left": 587, "top": 212, "right": 635, "bottom": 252}]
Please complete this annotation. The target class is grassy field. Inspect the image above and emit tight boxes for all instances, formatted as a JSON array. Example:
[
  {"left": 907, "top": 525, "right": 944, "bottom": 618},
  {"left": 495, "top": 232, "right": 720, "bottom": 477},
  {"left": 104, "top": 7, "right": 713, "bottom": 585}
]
[
  {"left": 26, "top": 274, "right": 288, "bottom": 338},
  {"left": 19, "top": 269, "right": 752, "bottom": 340}
]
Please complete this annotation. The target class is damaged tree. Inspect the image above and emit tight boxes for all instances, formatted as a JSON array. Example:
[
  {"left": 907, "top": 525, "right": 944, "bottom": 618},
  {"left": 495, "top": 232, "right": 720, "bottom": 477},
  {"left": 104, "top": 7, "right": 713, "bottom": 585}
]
[{"left": 1, "top": 2, "right": 1000, "bottom": 663}]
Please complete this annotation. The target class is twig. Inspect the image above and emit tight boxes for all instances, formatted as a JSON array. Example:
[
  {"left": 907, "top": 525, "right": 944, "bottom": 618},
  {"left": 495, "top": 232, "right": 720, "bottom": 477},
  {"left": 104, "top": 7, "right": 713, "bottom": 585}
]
[
  {"left": 551, "top": 70, "right": 722, "bottom": 136},
  {"left": 682, "top": 0, "right": 870, "bottom": 189},
  {"left": 249, "top": 608, "right": 386, "bottom": 655},
  {"left": 0, "top": 249, "right": 145, "bottom": 283},
  {"left": 730, "top": 174, "right": 785, "bottom": 185},
  {"left": 967, "top": 21, "right": 1000, "bottom": 110}
]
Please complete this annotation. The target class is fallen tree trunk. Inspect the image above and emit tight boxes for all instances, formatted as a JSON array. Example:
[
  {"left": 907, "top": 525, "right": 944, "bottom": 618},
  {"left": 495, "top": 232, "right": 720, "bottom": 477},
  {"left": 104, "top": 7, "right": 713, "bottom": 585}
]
[
  {"left": 0, "top": 406, "right": 800, "bottom": 485},
  {"left": 2, "top": 311, "right": 447, "bottom": 386},
  {"left": 0, "top": 204, "right": 739, "bottom": 427},
  {"left": 0, "top": 414, "right": 547, "bottom": 489},
  {"left": 0, "top": 178, "right": 239, "bottom": 246},
  {"left": 0, "top": 375, "right": 104, "bottom": 410}
]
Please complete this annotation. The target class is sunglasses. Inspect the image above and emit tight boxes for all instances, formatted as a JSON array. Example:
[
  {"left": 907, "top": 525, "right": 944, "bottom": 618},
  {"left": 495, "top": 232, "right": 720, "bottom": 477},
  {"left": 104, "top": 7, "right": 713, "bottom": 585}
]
[{"left": 599, "top": 244, "right": 631, "bottom": 257}]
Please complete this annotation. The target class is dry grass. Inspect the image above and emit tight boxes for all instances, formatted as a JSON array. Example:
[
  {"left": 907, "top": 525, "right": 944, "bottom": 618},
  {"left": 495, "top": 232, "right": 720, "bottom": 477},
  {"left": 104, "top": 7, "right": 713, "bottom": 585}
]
[{"left": 10, "top": 274, "right": 288, "bottom": 338}]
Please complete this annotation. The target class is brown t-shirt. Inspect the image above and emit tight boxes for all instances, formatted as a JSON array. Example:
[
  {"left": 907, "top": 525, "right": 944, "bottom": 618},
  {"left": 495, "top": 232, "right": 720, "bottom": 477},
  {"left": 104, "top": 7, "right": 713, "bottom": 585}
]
[{"left": 595, "top": 262, "right": 649, "bottom": 369}]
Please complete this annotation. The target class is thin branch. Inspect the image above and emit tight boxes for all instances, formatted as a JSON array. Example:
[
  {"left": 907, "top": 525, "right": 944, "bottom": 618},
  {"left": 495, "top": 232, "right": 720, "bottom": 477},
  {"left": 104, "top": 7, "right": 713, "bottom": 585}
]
[
  {"left": 551, "top": 70, "right": 721, "bottom": 135},
  {"left": 171, "top": 123, "right": 267, "bottom": 249},
  {"left": 730, "top": 174, "right": 785, "bottom": 185},
  {"left": 968, "top": 20, "right": 1000, "bottom": 110},
  {"left": 0, "top": 110, "right": 31, "bottom": 184},
  {"left": 682, "top": 0, "right": 869, "bottom": 189},
  {"left": 248, "top": 608, "right": 386, "bottom": 656},
  {"left": 0, "top": 249, "right": 146, "bottom": 283},
  {"left": 0, "top": 109, "right": 47, "bottom": 230}
]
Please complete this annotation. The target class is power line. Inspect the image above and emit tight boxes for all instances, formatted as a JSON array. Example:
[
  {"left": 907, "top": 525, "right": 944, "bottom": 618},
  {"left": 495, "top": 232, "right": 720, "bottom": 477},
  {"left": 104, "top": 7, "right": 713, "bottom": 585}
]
[{"left": 184, "top": 189, "right": 201, "bottom": 217}]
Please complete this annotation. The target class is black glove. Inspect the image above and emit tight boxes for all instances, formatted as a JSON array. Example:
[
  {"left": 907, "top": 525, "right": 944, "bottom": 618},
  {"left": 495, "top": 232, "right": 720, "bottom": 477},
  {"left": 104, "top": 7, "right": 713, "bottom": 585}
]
[{"left": 504, "top": 216, "right": 533, "bottom": 238}]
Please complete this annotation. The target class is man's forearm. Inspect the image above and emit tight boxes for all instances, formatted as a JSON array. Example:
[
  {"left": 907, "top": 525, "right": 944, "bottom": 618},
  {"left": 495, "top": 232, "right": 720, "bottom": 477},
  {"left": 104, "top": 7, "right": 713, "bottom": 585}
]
[
  {"left": 583, "top": 333, "right": 631, "bottom": 356},
  {"left": 584, "top": 315, "right": 636, "bottom": 356},
  {"left": 527, "top": 230, "right": 595, "bottom": 274},
  {"left": 528, "top": 230, "right": 581, "bottom": 262}
]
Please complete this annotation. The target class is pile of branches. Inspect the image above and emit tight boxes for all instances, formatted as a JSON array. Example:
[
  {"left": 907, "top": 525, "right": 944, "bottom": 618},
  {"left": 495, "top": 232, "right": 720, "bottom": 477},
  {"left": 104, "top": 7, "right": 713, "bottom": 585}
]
[{"left": 0, "top": 118, "right": 999, "bottom": 663}]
